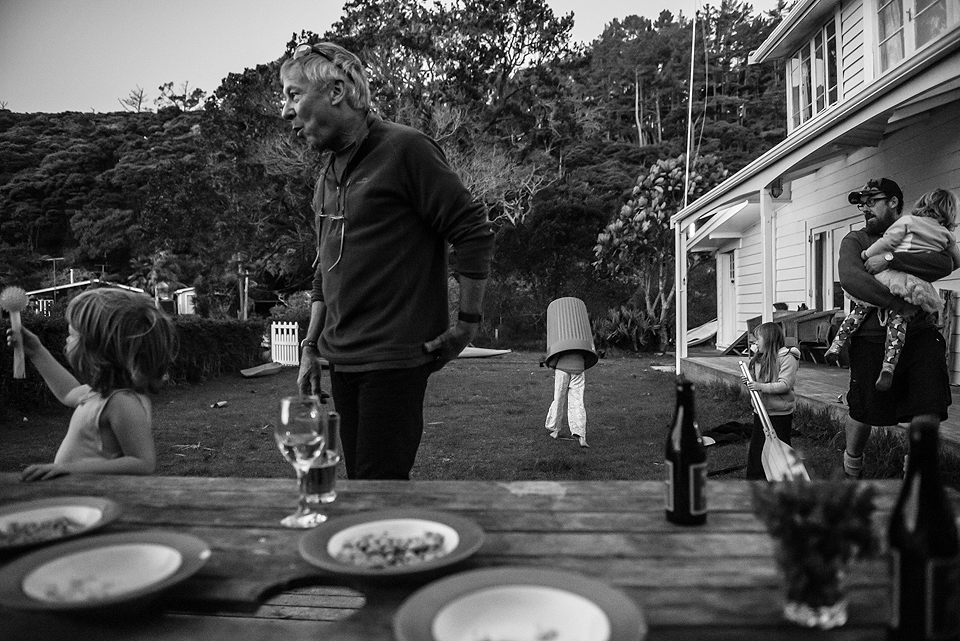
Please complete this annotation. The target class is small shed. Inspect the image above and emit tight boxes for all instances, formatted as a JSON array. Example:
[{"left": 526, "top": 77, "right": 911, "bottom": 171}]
[{"left": 174, "top": 287, "right": 196, "bottom": 315}]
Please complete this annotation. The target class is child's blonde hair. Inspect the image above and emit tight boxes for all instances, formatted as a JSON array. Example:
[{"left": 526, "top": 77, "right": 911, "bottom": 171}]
[
  {"left": 750, "top": 322, "right": 785, "bottom": 384},
  {"left": 911, "top": 188, "right": 959, "bottom": 231},
  {"left": 65, "top": 288, "right": 178, "bottom": 394}
]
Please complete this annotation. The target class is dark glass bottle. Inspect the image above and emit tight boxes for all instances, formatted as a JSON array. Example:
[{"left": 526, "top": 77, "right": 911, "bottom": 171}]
[
  {"left": 665, "top": 377, "right": 707, "bottom": 525},
  {"left": 888, "top": 423, "right": 960, "bottom": 641}
]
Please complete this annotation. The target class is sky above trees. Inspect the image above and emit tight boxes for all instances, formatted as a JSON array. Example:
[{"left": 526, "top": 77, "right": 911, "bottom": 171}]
[{"left": 0, "top": 0, "right": 782, "bottom": 114}]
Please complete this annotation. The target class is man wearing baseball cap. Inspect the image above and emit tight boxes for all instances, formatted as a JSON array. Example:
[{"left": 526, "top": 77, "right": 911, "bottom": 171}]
[
  {"left": 837, "top": 177, "right": 953, "bottom": 478},
  {"left": 846, "top": 177, "right": 904, "bottom": 208}
]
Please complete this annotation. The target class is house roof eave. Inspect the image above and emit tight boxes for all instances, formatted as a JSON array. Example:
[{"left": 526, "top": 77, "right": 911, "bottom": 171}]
[
  {"left": 750, "top": 0, "right": 841, "bottom": 64},
  {"left": 686, "top": 200, "right": 762, "bottom": 252},
  {"left": 27, "top": 279, "right": 146, "bottom": 297},
  {"left": 671, "top": 36, "right": 960, "bottom": 230}
]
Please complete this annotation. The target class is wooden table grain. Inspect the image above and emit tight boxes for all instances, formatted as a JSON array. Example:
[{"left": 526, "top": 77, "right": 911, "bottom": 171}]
[{"left": 0, "top": 473, "right": 953, "bottom": 640}]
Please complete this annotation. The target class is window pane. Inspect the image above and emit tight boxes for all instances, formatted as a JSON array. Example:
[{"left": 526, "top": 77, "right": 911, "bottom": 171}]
[
  {"left": 801, "top": 47, "right": 812, "bottom": 122},
  {"left": 790, "top": 52, "right": 802, "bottom": 128},
  {"left": 827, "top": 25, "right": 838, "bottom": 104},
  {"left": 814, "top": 233, "right": 825, "bottom": 311},
  {"left": 814, "top": 31, "right": 826, "bottom": 112},
  {"left": 916, "top": 0, "right": 948, "bottom": 46},
  {"left": 878, "top": 0, "right": 904, "bottom": 40},
  {"left": 881, "top": 32, "right": 905, "bottom": 69}
]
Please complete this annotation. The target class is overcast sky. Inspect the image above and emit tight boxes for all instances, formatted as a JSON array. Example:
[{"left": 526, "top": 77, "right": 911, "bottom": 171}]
[{"left": 0, "top": 0, "right": 781, "bottom": 114}]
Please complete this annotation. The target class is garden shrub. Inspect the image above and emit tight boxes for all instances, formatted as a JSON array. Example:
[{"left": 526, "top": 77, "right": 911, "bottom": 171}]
[
  {"left": 593, "top": 305, "right": 660, "bottom": 352},
  {"left": 169, "top": 317, "right": 266, "bottom": 383},
  {"left": 1, "top": 313, "right": 266, "bottom": 414},
  {"left": 268, "top": 292, "right": 312, "bottom": 330}
]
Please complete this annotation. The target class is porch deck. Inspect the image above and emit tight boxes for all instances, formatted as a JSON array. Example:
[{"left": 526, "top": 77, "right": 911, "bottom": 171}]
[{"left": 681, "top": 350, "right": 960, "bottom": 458}]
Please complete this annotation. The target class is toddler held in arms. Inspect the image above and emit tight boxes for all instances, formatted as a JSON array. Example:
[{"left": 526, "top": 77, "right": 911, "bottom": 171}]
[
  {"left": 826, "top": 188, "right": 960, "bottom": 390},
  {"left": 5, "top": 288, "right": 177, "bottom": 481}
]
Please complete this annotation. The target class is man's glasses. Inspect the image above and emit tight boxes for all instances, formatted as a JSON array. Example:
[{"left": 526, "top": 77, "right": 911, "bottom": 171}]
[
  {"left": 857, "top": 196, "right": 889, "bottom": 210},
  {"left": 319, "top": 181, "right": 345, "bottom": 270},
  {"left": 293, "top": 43, "right": 337, "bottom": 65}
]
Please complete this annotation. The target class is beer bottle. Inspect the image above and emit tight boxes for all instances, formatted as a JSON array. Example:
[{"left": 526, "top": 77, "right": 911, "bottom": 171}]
[
  {"left": 665, "top": 377, "right": 707, "bottom": 525},
  {"left": 888, "top": 422, "right": 960, "bottom": 641}
]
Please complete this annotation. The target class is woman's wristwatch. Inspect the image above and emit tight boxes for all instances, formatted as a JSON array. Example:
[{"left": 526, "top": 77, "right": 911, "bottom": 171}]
[{"left": 300, "top": 338, "right": 318, "bottom": 350}]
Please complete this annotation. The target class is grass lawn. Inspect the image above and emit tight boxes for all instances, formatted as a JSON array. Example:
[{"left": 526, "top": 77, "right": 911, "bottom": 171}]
[{"left": 0, "top": 350, "right": 852, "bottom": 481}]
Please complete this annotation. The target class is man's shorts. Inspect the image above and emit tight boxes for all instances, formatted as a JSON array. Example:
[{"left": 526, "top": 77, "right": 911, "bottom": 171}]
[{"left": 847, "top": 327, "right": 951, "bottom": 425}]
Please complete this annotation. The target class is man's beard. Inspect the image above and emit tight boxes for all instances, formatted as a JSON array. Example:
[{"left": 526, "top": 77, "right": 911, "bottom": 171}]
[{"left": 863, "top": 213, "right": 885, "bottom": 235}]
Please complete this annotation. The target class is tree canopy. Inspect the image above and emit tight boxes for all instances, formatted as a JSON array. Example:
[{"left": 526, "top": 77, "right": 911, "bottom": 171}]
[{"left": 0, "top": 0, "right": 788, "bottom": 344}]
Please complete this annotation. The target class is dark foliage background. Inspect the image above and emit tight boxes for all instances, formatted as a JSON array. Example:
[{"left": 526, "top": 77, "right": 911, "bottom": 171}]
[
  {"left": 0, "top": 0, "right": 790, "bottom": 350},
  {"left": 1, "top": 313, "right": 265, "bottom": 415}
]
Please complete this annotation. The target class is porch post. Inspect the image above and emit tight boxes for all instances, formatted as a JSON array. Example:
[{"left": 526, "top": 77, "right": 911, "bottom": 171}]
[
  {"left": 760, "top": 188, "right": 775, "bottom": 322},
  {"left": 675, "top": 222, "right": 688, "bottom": 375}
]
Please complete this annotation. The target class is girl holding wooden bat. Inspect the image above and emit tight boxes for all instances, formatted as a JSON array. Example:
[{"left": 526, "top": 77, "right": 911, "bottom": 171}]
[
  {"left": 5, "top": 288, "right": 176, "bottom": 481},
  {"left": 741, "top": 322, "right": 801, "bottom": 480}
]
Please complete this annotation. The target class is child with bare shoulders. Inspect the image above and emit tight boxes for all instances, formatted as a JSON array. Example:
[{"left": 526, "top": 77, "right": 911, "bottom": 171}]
[{"left": 6, "top": 288, "right": 177, "bottom": 481}]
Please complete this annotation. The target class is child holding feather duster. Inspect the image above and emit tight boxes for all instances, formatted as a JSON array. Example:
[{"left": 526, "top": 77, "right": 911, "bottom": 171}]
[
  {"left": 741, "top": 322, "right": 801, "bottom": 480},
  {"left": 5, "top": 288, "right": 176, "bottom": 481}
]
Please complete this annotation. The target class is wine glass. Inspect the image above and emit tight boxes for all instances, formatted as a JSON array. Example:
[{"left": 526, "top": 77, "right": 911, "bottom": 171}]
[{"left": 275, "top": 396, "right": 328, "bottom": 528}]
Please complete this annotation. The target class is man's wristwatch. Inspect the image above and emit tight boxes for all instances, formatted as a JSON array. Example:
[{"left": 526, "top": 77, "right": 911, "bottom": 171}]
[
  {"left": 884, "top": 252, "right": 894, "bottom": 263},
  {"left": 300, "top": 338, "right": 318, "bottom": 350},
  {"left": 457, "top": 310, "right": 482, "bottom": 324}
]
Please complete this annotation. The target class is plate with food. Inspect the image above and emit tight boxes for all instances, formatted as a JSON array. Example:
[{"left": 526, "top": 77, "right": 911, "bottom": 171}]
[
  {"left": 394, "top": 567, "right": 647, "bottom": 641},
  {"left": 0, "top": 496, "right": 121, "bottom": 552},
  {"left": 0, "top": 530, "right": 211, "bottom": 612},
  {"left": 299, "top": 509, "right": 484, "bottom": 580}
]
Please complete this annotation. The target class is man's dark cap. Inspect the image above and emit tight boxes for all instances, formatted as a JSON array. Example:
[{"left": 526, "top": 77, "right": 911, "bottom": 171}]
[{"left": 848, "top": 178, "right": 903, "bottom": 205}]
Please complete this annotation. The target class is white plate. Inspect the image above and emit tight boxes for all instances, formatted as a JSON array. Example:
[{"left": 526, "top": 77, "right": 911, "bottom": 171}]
[
  {"left": 435, "top": 584, "right": 611, "bottom": 641},
  {"left": 395, "top": 567, "right": 647, "bottom": 641},
  {"left": 0, "top": 531, "right": 211, "bottom": 611},
  {"left": 22, "top": 542, "right": 182, "bottom": 603},
  {"left": 0, "top": 496, "right": 121, "bottom": 551},
  {"left": 327, "top": 517, "right": 461, "bottom": 558},
  {"left": 299, "top": 509, "right": 484, "bottom": 580}
]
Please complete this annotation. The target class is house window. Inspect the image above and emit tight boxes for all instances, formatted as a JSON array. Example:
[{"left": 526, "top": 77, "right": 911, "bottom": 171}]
[
  {"left": 789, "top": 16, "right": 839, "bottom": 129},
  {"left": 879, "top": 0, "right": 960, "bottom": 72},
  {"left": 810, "top": 220, "right": 858, "bottom": 312},
  {"left": 813, "top": 231, "right": 826, "bottom": 310},
  {"left": 879, "top": 0, "right": 906, "bottom": 70}
]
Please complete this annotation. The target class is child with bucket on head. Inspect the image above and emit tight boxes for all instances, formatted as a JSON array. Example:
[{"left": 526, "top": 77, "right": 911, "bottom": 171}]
[
  {"left": 545, "top": 354, "right": 589, "bottom": 447},
  {"left": 825, "top": 188, "right": 960, "bottom": 390},
  {"left": 543, "top": 297, "right": 597, "bottom": 448}
]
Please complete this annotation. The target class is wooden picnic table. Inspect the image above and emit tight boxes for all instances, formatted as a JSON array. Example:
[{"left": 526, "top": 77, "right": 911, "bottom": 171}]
[{"left": 0, "top": 473, "right": 955, "bottom": 640}]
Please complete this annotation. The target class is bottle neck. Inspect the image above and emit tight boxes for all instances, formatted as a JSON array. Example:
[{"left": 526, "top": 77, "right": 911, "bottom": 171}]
[
  {"left": 906, "top": 423, "right": 939, "bottom": 477},
  {"left": 675, "top": 383, "right": 694, "bottom": 416},
  {"left": 670, "top": 383, "right": 698, "bottom": 449}
]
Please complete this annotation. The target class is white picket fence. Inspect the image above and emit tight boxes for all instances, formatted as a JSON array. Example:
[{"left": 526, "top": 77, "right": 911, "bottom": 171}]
[{"left": 270, "top": 322, "right": 300, "bottom": 366}]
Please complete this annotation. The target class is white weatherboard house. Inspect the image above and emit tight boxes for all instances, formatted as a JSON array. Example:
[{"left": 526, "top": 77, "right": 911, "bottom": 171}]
[{"left": 672, "top": 0, "right": 960, "bottom": 371}]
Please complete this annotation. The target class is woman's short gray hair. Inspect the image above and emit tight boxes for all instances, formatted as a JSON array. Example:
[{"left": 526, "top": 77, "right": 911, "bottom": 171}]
[{"left": 281, "top": 42, "right": 371, "bottom": 111}]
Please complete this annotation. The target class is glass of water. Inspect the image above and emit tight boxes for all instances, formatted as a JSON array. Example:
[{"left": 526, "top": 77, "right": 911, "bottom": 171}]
[
  {"left": 306, "top": 411, "right": 340, "bottom": 505},
  {"left": 274, "top": 396, "right": 328, "bottom": 528}
]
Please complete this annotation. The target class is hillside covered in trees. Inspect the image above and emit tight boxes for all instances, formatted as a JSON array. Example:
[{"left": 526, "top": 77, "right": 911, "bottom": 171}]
[{"left": 0, "top": 0, "right": 790, "bottom": 348}]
